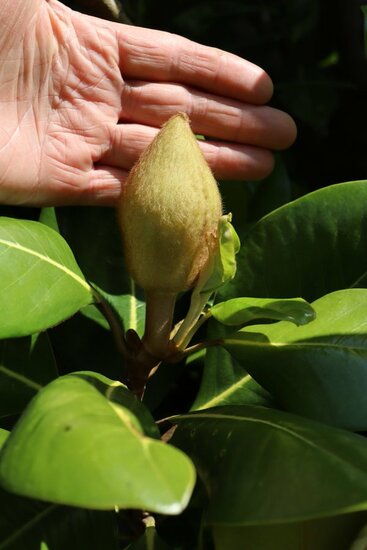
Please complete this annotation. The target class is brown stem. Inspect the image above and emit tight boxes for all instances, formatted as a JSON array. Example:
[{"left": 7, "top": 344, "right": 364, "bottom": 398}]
[
  {"left": 143, "top": 291, "right": 177, "bottom": 358},
  {"left": 167, "top": 338, "right": 222, "bottom": 363},
  {"left": 120, "top": 291, "right": 177, "bottom": 399}
]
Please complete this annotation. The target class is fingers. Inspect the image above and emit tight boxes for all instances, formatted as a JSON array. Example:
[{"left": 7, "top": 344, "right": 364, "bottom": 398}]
[
  {"left": 120, "top": 81, "right": 297, "bottom": 151},
  {"left": 83, "top": 166, "right": 128, "bottom": 206},
  {"left": 101, "top": 123, "right": 275, "bottom": 181},
  {"left": 116, "top": 25, "right": 273, "bottom": 105}
]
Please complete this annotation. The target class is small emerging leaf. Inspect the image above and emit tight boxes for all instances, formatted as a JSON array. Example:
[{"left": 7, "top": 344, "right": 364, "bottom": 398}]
[{"left": 174, "top": 215, "right": 240, "bottom": 349}]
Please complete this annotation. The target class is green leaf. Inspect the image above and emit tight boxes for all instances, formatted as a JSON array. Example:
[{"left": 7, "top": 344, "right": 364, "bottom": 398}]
[
  {"left": 200, "top": 214, "right": 240, "bottom": 295},
  {"left": 74, "top": 371, "right": 160, "bottom": 440},
  {"left": 0, "top": 490, "right": 118, "bottom": 550},
  {"left": 0, "top": 372, "right": 195, "bottom": 514},
  {"left": 212, "top": 513, "right": 367, "bottom": 550},
  {"left": 99, "top": 285, "right": 146, "bottom": 337},
  {"left": 170, "top": 405, "right": 367, "bottom": 525},
  {"left": 0, "top": 218, "right": 93, "bottom": 338},
  {"left": 39, "top": 208, "right": 60, "bottom": 233},
  {"left": 224, "top": 289, "right": 367, "bottom": 430},
  {"left": 191, "top": 319, "right": 272, "bottom": 412},
  {"left": 174, "top": 215, "right": 240, "bottom": 349},
  {"left": 191, "top": 346, "right": 272, "bottom": 411},
  {"left": 220, "top": 181, "right": 367, "bottom": 303},
  {"left": 80, "top": 304, "right": 110, "bottom": 330},
  {"left": 0, "top": 430, "right": 9, "bottom": 451},
  {"left": 210, "top": 297, "right": 315, "bottom": 326},
  {"left": 0, "top": 334, "right": 58, "bottom": 418},
  {"left": 350, "top": 520, "right": 367, "bottom": 550}
]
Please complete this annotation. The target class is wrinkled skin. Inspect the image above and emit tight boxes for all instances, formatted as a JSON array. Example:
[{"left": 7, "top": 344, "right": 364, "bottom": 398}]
[{"left": 0, "top": 0, "right": 297, "bottom": 206}]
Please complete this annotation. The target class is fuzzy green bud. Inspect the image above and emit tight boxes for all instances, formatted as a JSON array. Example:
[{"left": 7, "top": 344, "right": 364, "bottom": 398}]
[{"left": 118, "top": 113, "right": 222, "bottom": 294}]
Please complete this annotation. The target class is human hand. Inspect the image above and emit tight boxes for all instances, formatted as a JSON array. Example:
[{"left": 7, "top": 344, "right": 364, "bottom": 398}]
[{"left": 0, "top": 0, "right": 296, "bottom": 206}]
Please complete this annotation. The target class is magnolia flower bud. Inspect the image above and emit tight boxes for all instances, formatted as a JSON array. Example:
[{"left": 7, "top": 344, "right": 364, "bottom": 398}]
[{"left": 118, "top": 113, "right": 222, "bottom": 294}]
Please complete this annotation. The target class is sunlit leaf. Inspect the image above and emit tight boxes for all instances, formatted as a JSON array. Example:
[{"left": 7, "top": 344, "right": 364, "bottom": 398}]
[
  {"left": 170, "top": 406, "right": 367, "bottom": 524},
  {"left": 224, "top": 289, "right": 367, "bottom": 430},
  {"left": 210, "top": 297, "right": 315, "bottom": 326},
  {"left": 0, "top": 218, "right": 93, "bottom": 338},
  {"left": 0, "top": 372, "right": 195, "bottom": 514}
]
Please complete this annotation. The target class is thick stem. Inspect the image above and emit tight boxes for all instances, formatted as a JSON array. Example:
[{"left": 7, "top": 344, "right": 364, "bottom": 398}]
[
  {"left": 143, "top": 291, "right": 177, "bottom": 358},
  {"left": 121, "top": 291, "right": 177, "bottom": 400},
  {"left": 167, "top": 338, "right": 222, "bottom": 363}
]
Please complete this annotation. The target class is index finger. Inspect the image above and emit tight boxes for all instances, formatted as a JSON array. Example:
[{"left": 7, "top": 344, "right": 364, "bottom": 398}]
[{"left": 116, "top": 25, "right": 273, "bottom": 105}]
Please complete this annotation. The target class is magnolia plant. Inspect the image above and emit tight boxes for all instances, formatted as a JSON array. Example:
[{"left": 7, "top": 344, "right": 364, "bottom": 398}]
[{"left": 1, "top": 113, "right": 367, "bottom": 549}]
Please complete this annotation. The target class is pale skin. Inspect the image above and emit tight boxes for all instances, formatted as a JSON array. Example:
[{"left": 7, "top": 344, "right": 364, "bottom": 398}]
[{"left": 0, "top": 0, "right": 297, "bottom": 206}]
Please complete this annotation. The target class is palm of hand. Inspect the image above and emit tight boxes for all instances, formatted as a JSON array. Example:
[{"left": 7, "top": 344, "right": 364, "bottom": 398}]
[
  {"left": 0, "top": 2, "right": 125, "bottom": 205},
  {"left": 0, "top": 0, "right": 296, "bottom": 206}
]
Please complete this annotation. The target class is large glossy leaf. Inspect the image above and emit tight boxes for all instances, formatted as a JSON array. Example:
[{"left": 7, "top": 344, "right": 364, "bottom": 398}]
[
  {"left": 170, "top": 405, "right": 367, "bottom": 525},
  {"left": 224, "top": 289, "right": 367, "bottom": 430},
  {"left": 0, "top": 218, "right": 93, "bottom": 338},
  {"left": 219, "top": 181, "right": 367, "bottom": 302},
  {"left": 212, "top": 513, "right": 367, "bottom": 550},
  {"left": 210, "top": 297, "right": 315, "bottom": 326},
  {"left": 191, "top": 320, "right": 272, "bottom": 411},
  {"left": 350, "top": 520, "right": 367, "bottom": 550},
  {"left": 0, "top": 430, "right": 9, "bottom": 451},
  {"left": 0, "top": 334, "right": 58, "bottom": 418},
  {"left": 0, "top": 372, "right": 195, "bottom": 514},
  {"left": 191, "top": 346, "right": 272, "bottom": 411}
]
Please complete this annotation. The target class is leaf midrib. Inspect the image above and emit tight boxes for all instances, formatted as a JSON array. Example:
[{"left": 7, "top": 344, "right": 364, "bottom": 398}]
[
  {"left": 224, "top": 336, "right": 367, "bottom": 352},
  {"left": 0, "top": 504, "right": 57, "bottom": 550},
  {"left": 175, "top": 412, "right": 367, "bottom": 481},
  {"left": 0, "top": 238, "right": 91, "bottom": 292},
  {"left": 194, "top": 374, "right": 252, "bottom": 410},
  {"left": 0, "top": 366, "right": 42, "bottom": 391}
]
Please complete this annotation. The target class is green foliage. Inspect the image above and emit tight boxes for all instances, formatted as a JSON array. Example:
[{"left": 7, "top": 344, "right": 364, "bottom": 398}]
[
  {"left": 2, "top": 181, "right": 367, "bottom": 549},
  {"left": 210, "top": 296, "right": 315, "bottom": 326},
  {"left": 0, "top": 218, "right": 93, "bottom": 338},
  {"left": 212, "top": 514, "right": 367, "bottom": 550},
  {"left": 220, "top": 181, "right": 367, "bottom": 302},
  {"left": 0, "top": 372, "right": 195, "bottom": 514},
  {"left": 224, "top": 289, "right": 367, "bottom": 430},
  {"left": 0, "top": 334, "right": 57, "bottom": 418},
  {"left": 170, "top": 405, "right": 367, "bottom": 524},
  {"left": 1, "top": 0, "right": 367, "bottom": 547},
  {"left": 0, "top": 493, "right": 119, "bottom": 550}
]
